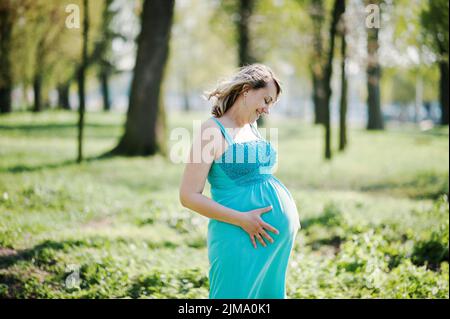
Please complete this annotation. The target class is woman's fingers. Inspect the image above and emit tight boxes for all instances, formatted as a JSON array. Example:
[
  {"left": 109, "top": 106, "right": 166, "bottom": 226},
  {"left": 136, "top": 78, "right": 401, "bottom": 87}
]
[
  {"left": 249, "top": 234, "right": 257, "bottom": 249},
  {"left": 246, "top": 205, "right": 278, "bottom": 248},
  {"left": 249, "top": 230, "right": 275, "bottom": 248},
  {"left": 259, "top": 229, "right": 274, "bottom": 244},
  {"left": 262, "top": 222, "right": 280, "bottom": 235},
  {"left": 255, "top": 233, "right": 267, "bottom": 247},
  {"left": 259, "top": 205, "right": 273, "bottom": 214}
]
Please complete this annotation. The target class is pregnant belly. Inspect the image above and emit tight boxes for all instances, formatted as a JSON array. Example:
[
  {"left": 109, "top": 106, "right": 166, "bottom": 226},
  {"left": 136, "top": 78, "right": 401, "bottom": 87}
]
[
  {"left": 209, "top": 176, "right": 301, "bottom": 244},
  {"left": 264, "top": 177, "right": 301, "bottom": 237}
]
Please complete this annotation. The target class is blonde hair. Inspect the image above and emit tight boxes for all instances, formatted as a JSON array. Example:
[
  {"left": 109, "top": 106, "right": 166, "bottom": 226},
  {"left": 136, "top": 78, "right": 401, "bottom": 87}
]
[{"left": 204, "top": 64, "right": 282, "bottom": 118}]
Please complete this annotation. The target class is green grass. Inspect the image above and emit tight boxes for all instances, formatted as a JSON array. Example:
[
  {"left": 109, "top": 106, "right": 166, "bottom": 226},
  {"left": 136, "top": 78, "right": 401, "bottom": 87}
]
[{"left": 0, "top": 109, "right": 448, "bottom": 298}]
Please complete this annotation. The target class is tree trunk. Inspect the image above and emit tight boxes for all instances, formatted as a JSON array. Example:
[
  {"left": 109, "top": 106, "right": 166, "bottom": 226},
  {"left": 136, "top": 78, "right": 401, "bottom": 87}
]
[
  {"left": 414, "top": 75, "right": 423, "bottom": 123},
  {"left": 33, "top": 74, "right": 42, "bottom": 112},
  {"left": 439, "top": 61, "right": 449, "bottom": 125},
  {"left": 237, "top": 0, "right": 256, "bottom": 67},
  {"left": 99, "top": 70, "right": 111, "bottom": 111},
  {"left": 339, "top": 30, "right": 347, "bottom": 151},
  {"left": 322, "top": 0, "right": 345, "bottom": 160},
  {"left": 237, "top": 0, "right": 264, "bottom": 127},
  {"left": 310, "top": 0, "right": 326, "bottom": 125},
  {"left": 366, "top": 21, "right": 384, "bottom": 130},
  {"left": 182, "top": 74, "right": 190, "bottom": 112},
  {"left": 109, "top": 0, "right": 174, "bottom": 156},
  {"left": 0, "top": 8, "right": 12, "bottom": 114},
  {"left": 77, "top": 0, "right": 89, "bottom": 163},
  {"left": 0, "top": 86, "right": 12, "bottom": 114},
  {"left": 312, "top": 72, "right": 326, "bottom": 125},
  {"left": 58, "top": 82, "right": 71, "bottom": 110}
]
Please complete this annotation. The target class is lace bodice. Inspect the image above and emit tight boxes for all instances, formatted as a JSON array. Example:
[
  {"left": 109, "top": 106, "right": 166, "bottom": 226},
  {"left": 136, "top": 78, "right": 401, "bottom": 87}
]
[{"left": 207, "top": 117, "right": 277, "bottom": 187}]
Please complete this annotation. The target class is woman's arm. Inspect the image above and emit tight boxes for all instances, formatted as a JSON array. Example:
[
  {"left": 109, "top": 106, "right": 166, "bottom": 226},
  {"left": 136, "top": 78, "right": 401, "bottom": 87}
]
[
  {"left": 179, "top": 118, "right": 243, "bottom": 227},
  {"left": 179, "top": 118, "right": 279, "bottom": 249}
]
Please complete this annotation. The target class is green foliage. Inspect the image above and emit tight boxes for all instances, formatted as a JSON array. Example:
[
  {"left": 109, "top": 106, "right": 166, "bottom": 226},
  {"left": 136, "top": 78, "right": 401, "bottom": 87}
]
[
  {"left": 382, "top": 66, "right": 440, "bottom": 107},
  {"left": 383, "top": 260, "right": 449, "bottom": 298},
  {"left": 411, "top": 195, "right": 449, "bottom": 269},
  {"left": 76, "top": 256, "right": 130, "bottom": 298},
  {"left": 128, "top": 268, "right": 209, "bottom": 299},
  {"left": 421, "top": 0, "right": 449, "bottom": 58}
]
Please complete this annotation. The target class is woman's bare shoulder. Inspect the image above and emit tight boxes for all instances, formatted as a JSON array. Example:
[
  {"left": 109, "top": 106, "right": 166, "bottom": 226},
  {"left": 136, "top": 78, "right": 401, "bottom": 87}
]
[
  {"left": 199, "top": 117, "right": 223, "bottom": 136},
  {"left": 197, "top": 117, "right": 224, "bottom": 159},
  {"left": 203, "top": 116, "right": 224, "bottom": 129},
  {"left": 201, "top": 117, "right": 216, "bottom": 129},
  {"left": 193, "top": 117, "right": 222, "bottom": 146}
]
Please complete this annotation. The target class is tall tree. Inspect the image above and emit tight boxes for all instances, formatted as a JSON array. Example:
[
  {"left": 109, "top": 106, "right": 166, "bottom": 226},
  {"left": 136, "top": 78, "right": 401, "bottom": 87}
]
[
  {"left": 92, "top": 0, "right": 122, "bottom": 112},
  {"left": 0, "top": 1, "right": 15, "bottom": 113},
  {"left": 421, "top": 0, "right": 449, "bottom": 125},
  {"left": 77, "top": 0, "right": 89, "bottom": 163},
  {"left": 109, "top": 0, "right": 175, "bottom": 156},
  {"left": 0, "top": 0, "right": 38, "bottom": 113},
  {"left": 57, "top": 81, "right": 71, "bottom": 110},
  {"left": 236, "top": 0, "right": 265, "bottom": 126},
  {"left": 237, "top": 0, "right": 257, "bottom": 66},
  {"left": 32, "top": 4, "right": 66, "bottom": 112},
  {"left": 308, "top": 0, "right": 327, "bottom": 125},
  {"left": 366, "top": 0, "right": 384, "bottom": 130},
  {"left": 338, "top": 11, "right": 347, "bottom": 151},
  {"left": 322, "top": 0, "right": 345, "bottom": 160},
  {"left": 98, "top": 0, "right": 113, "bottom": 112}
]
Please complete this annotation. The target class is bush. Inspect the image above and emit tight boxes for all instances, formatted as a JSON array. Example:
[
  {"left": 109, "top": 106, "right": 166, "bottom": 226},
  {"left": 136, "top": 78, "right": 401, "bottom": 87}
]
[{"left": 411, "top": 195, "right": 449, "bottom": 270}]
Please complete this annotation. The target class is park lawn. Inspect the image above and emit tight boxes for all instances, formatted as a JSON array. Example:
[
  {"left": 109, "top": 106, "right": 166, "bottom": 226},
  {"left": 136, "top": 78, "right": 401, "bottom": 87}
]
[{"left": 0, "top": 109, "right": 448, "bottom": 298}]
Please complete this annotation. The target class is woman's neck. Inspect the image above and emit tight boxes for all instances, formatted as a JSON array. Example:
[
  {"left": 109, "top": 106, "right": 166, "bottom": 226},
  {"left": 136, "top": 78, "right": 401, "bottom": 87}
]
[{"left": 222, "top": 107, "right": 247, "bottom": 128}]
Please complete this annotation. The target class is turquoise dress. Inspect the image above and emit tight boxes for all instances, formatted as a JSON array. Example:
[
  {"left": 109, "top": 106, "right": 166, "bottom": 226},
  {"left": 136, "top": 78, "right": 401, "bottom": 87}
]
[{"left": 207, "top": 116, "right": 301, "bottom": 299}]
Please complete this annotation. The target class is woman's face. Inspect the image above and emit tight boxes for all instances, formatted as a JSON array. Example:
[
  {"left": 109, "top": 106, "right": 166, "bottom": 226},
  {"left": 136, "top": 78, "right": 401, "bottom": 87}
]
[{"left": 243, "top": 79, "right": 278, "bottom": 122}]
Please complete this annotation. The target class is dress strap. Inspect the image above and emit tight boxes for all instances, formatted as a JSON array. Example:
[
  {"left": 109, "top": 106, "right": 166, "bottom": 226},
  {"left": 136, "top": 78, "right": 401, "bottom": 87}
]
[
  {"left": 211, "top": 117, "right": 234, "bottom": 145},
  {"left": 249, "top": 122, "right": 263, "bottom": 139}
]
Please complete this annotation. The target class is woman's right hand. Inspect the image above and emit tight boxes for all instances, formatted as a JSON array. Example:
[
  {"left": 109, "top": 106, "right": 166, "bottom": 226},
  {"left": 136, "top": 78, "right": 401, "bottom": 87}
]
[{"left": 237, "top": 205, "right": 280, "bottom": 249}]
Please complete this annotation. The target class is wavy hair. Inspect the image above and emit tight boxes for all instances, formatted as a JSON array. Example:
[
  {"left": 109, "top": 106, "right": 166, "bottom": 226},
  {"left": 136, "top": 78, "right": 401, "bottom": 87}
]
[{"left": 204, "top": 64, "right": 282, "bottom": 118}]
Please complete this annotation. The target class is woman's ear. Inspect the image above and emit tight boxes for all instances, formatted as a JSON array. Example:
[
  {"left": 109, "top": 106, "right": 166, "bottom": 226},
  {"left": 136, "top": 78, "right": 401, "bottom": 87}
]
[{"left": 241, "top": 84, "right": 251, "bottom": 94}]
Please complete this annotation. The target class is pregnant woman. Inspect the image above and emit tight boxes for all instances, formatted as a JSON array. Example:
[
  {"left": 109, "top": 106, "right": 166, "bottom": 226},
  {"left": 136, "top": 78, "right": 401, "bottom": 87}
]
[{"left": 179, "top": 64, "right": 301, "bottom": 299}]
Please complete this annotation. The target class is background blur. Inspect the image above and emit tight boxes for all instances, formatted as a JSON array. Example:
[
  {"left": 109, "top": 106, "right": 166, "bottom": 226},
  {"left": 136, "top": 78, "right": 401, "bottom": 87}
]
[{"left": 0, "top": 0, "right": 448, "bottom": 298}]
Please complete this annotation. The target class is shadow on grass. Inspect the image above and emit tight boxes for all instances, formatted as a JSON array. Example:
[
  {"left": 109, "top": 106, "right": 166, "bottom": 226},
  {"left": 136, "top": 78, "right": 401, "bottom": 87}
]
[
  {"left": 0, "top": 152, "right": 116, "bottom": 174},
  {"left": 0, "top": 237, "right": 179, "bottom": 270},
  {"left": 360, "top": 173, "right": 449, "bottom": 200},
  {"left": 0, "top": 239, "right": 92, "bottom": 269},
  {"left": 300, "top": 202, "right": 344, "bottom": 230},
  {"left": 0, "top": 123, "right": 119, "bottom": 132}
]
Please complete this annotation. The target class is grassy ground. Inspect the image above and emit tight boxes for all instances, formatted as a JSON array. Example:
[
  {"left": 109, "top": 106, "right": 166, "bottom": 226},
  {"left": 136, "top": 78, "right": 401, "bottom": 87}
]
[{"left": 0, "top": 110, "right": 448, "bottom": 298}]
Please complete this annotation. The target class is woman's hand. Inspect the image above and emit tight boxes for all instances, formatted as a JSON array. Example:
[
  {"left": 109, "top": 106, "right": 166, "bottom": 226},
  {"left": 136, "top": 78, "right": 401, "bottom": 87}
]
[{"left": 237, "top": 205, "right": 280, "bottom": 248}]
